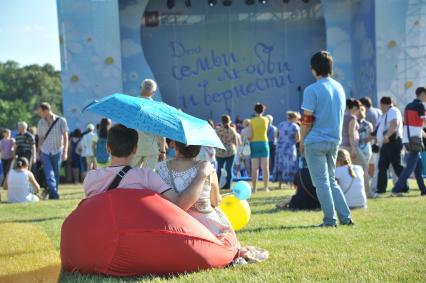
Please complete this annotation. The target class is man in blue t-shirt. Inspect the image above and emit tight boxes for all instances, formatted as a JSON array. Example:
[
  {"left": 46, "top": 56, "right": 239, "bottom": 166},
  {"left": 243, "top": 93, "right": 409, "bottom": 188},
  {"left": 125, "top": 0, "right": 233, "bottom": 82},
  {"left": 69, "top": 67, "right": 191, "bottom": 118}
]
[{"left": 300, "top": 51, "right": 353, "bottom": 227}]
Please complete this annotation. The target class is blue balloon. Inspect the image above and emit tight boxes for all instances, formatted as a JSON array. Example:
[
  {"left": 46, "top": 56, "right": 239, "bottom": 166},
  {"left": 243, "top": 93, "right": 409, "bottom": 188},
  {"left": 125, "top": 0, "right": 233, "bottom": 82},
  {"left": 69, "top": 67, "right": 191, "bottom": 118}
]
[{"left": 232, "top": 181, "right": 252, "bottom": 200}]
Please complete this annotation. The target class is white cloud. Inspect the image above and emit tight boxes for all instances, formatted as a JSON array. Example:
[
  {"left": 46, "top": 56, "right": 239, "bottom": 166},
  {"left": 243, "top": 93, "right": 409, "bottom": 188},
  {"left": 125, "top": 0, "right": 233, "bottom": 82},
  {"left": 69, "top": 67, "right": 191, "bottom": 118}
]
[
  {"left": 121, "top": 38, "right": 142, "bottom": 58},
  {"left": 22, "top": 24, "right": 47, "bottom": 33}
]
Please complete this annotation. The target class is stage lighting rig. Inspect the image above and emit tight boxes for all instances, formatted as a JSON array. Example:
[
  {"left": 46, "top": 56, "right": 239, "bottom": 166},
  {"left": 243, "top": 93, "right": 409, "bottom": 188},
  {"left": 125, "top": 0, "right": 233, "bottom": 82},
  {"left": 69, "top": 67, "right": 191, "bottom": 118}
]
[
  {"left": 185, "top": 0, "right": 191, "bottom": 8},
  {"left": 246, "top": 0, "right": 255, "bottom": 5},
  {"left": 223, "top": 0, "right": 232, "bottom": 6},
  {"left": 259, "top": 0, "right": 267, "bottom": 4}
]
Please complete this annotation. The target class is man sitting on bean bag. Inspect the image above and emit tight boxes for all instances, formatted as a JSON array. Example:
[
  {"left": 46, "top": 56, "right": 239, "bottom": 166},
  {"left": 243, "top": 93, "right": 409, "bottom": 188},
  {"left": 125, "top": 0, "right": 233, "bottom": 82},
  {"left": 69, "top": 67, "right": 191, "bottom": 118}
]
[{"left": 83, "top": 124, "right": 214, "bottom": 211}]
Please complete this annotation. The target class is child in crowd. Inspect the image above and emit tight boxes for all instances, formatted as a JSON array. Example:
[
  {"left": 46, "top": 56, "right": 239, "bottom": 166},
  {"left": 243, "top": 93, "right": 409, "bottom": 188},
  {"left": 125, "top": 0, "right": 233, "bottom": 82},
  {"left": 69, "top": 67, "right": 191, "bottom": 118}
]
[
  {"left": 4, "top": 157, "right": 40, "bottom": 203},
  {"left": 0, "top": 129, "right": 15, "bottom": 186},
  {"left": 83, "top": 124, "right": 216, "bottom": 215},
  {"left": 335, "top": 149, "right": 367, "bottom": 209}
]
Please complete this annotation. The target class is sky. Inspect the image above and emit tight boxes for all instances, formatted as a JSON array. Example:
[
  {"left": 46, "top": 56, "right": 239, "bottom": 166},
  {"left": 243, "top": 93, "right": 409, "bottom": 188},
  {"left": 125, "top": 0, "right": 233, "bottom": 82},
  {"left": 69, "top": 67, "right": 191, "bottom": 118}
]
[{"left": 0, "top": 0, "right": 61, "bottom": 70}]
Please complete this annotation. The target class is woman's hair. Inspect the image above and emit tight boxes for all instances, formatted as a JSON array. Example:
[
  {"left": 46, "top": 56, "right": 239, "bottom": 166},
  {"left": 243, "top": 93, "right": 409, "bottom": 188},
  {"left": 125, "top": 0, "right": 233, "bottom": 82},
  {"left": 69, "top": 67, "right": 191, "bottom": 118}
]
[
  {"left": 2, "top": 128, "right": 11, "bottom": 137},
  {"left": 242, "top": 119, "right": 251, "bottom": 127},
  {"left": 359, "top": 106, "right": 367, "bottom": 120},
  {"left": 221, "top": 115, "right": 231, "bottom": 129},
  {"left": 337, "top": 149, "right": 356, "bottom": 178},
  {"left": 347, "top": 99, "right": 361, "bottom": 110},
  {"left": 99, "top": 118, "right": 111, "bottom": 138},
  {"left": 28, "top": 127, "right": 37, "bottom": 135},
  {"left": 16, "top": 157, "right": 29, "bottom": 169},
  {"left": 72, "top": 128, "right": 82, "bottom": 138},
  {"left": 287, "top": 111, "right": 301, "bottom": 121},
  {"left": 254, "top": 103, "right": 266, "bottom": 114},
  {"left": 175, "top": 141, "right": 201, "bottom": 158}
]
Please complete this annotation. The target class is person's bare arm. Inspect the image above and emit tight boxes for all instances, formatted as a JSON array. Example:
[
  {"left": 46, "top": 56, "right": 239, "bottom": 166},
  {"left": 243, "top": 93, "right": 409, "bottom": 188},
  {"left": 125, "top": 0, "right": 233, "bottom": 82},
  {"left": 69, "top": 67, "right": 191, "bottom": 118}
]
[
  {"left": 210, "top": 172, "right": 221, "bottom": 207},
  {"left": 299, "top": 111, "right": 314, "bottom": 155},
  {"left": 248, "top": 124, "right": 253, "bottom": 140},
  {"left": 348, "top": 119, "right": 358, "bottom": 156},
  {"left": 62, "top": 132, "right": 69, "bottom": 161},
  {"left": 32, "top": 144, "right": 37, "bottom": 162},
  {"left": 294, "top": 128, "right": 301, "bottom": 144},
  {"left": 28, "top": 172, "right": 40, "bottom": 194},
  {"left": 383, "top": 119, "right": 398, "bottom": 144},
  {"left": 162, "top": 161, "right": 214, "bottom": 210}
]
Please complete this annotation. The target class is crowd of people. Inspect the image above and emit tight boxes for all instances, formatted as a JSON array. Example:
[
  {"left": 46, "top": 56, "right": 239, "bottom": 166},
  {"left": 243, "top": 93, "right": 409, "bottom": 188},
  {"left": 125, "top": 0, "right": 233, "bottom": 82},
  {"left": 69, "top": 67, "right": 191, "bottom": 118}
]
[{"left": 1, "top": 52, "right": 425, "bottom": 230}]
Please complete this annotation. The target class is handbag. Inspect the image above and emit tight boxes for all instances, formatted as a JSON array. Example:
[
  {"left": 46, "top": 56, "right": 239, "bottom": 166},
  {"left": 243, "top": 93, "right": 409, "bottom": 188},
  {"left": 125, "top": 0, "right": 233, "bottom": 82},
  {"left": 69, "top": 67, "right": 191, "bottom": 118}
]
[
  {"left": 404, "top": 109, "right": 424, "bottom": 153},
  {"left": 242, "top": 142, "right": 251, "bottom": 157}
]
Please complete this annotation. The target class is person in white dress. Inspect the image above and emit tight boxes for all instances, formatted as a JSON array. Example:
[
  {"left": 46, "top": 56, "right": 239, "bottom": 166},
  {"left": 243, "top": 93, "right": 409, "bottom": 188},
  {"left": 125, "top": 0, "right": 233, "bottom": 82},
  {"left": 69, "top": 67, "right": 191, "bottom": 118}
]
[
  {"left": 156, "top": 142, "right": 235, "bottom": 237},
  {"left": 5, "top": 157, "right": 40, "bottom": 203},
  {"left": 335, "top": 149, "right": 367, "bottom": 209}
]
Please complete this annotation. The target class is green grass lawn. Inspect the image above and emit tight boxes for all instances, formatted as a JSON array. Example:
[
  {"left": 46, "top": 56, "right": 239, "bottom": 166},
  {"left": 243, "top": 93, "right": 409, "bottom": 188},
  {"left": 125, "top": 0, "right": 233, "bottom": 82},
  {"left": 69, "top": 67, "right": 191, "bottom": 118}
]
[{"left": 0, "top": 182, "right": 425, "bottom": 283}]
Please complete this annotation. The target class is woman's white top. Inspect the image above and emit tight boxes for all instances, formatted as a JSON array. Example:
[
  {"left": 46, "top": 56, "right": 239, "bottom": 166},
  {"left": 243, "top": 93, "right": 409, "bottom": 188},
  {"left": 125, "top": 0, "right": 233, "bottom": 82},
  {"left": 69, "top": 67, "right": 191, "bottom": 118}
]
[
  {"left": 7, "top": 169, "right": 39, "bottom": 203},
  {"left": 335, "top": 165, "right": 367, "bottom": 208}
]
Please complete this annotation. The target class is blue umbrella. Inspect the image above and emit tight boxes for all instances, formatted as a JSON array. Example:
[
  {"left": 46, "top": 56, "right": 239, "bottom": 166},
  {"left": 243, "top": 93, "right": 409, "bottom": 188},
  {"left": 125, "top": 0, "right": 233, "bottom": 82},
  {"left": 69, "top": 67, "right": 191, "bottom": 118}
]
[{"left": 83, "top": 93, "right": 225, "bottom": 149}]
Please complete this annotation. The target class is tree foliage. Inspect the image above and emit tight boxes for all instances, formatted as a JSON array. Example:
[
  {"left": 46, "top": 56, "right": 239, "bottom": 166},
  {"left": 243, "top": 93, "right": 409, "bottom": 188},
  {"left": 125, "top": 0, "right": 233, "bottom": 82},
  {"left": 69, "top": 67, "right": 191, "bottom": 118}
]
[{"left": 0, "top": 60, "right": 62, "bottom": 129}]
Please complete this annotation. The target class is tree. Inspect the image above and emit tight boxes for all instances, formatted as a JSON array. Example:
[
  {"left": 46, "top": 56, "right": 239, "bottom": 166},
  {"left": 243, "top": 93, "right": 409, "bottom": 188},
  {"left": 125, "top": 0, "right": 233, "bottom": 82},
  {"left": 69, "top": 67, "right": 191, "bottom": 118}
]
[
  {"left": 0, "top": 60, "right": 62, "bottom": 129},
  {"left": 0, "top": 100, "right": 32, "bottom": 129}
]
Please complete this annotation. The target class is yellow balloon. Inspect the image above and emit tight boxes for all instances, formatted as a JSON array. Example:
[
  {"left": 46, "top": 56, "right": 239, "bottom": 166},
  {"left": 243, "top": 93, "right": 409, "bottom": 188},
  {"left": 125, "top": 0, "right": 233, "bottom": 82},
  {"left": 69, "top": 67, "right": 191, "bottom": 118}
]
[{"left": 220, "top": 195, "right": 251, "bottom": 231}]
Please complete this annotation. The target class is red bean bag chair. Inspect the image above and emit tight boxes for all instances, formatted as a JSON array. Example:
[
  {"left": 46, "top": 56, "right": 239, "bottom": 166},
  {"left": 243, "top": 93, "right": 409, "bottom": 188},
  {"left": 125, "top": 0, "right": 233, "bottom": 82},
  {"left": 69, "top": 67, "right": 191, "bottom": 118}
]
[{"left": 61, "top": 189, "right": 239, "bottom": 276}]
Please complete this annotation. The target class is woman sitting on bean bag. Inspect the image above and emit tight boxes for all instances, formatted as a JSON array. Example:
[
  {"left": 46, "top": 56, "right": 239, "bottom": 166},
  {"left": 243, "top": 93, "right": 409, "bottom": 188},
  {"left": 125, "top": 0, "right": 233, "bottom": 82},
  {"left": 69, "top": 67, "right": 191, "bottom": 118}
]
[{"left": 156, "top": 142, "right": 268, "bottom": 263}]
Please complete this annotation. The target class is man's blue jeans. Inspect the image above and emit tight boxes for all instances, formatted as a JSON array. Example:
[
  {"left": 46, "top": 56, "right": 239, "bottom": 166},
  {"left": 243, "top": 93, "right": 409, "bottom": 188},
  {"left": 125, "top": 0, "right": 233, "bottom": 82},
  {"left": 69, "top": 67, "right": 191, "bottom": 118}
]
[
  {"left": 392, "top": 151, "right": 426, "bottom": 194},
  {"left": 305, "top": 142, "right": 352, "bottom": 226},
  {"left": 41, "top": 152, "right": 62, "bottom": 199}
]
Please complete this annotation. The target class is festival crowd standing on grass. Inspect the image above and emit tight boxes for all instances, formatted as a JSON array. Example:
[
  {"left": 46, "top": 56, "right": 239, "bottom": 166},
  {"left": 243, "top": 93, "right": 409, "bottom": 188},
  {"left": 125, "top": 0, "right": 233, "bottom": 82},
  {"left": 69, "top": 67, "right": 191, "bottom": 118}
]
[
  {"left": 392, "top": 87, "right": 426, "bottom": 196},
  {"left": 0, "top": 129, "right": 15, "bottom": 186},
  {"left": 272, "top": 111, "right": 301, "bottom": 190},
  {"left": 4, "top": 157, "right": 40, "bottom": 203},
  {"left": 215, "top": 115, "right": 238, "bottom": 190},
  {"left": 132, "top": 79, "right": 167, "bottom": 170},
  {"left": 373, "top": 96, "right": 408, "bottom": 194},
  {"left": 266, "top": 115, "right": 277, "bottom": 174},
  {"left": 300, "top": 51, "right": 353, "bottom": 227},
  {"left": 37, "top": 102, "right": 68, "bottom": 200},
  {"left": 335, "top": 149, "right": 367, "bottom": 209},
  {"left": 249, "top": 103, "right": 270, "bottom": 192},
  {"left": 15, "top": 122, "right": 36, "bottom": 168}
]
